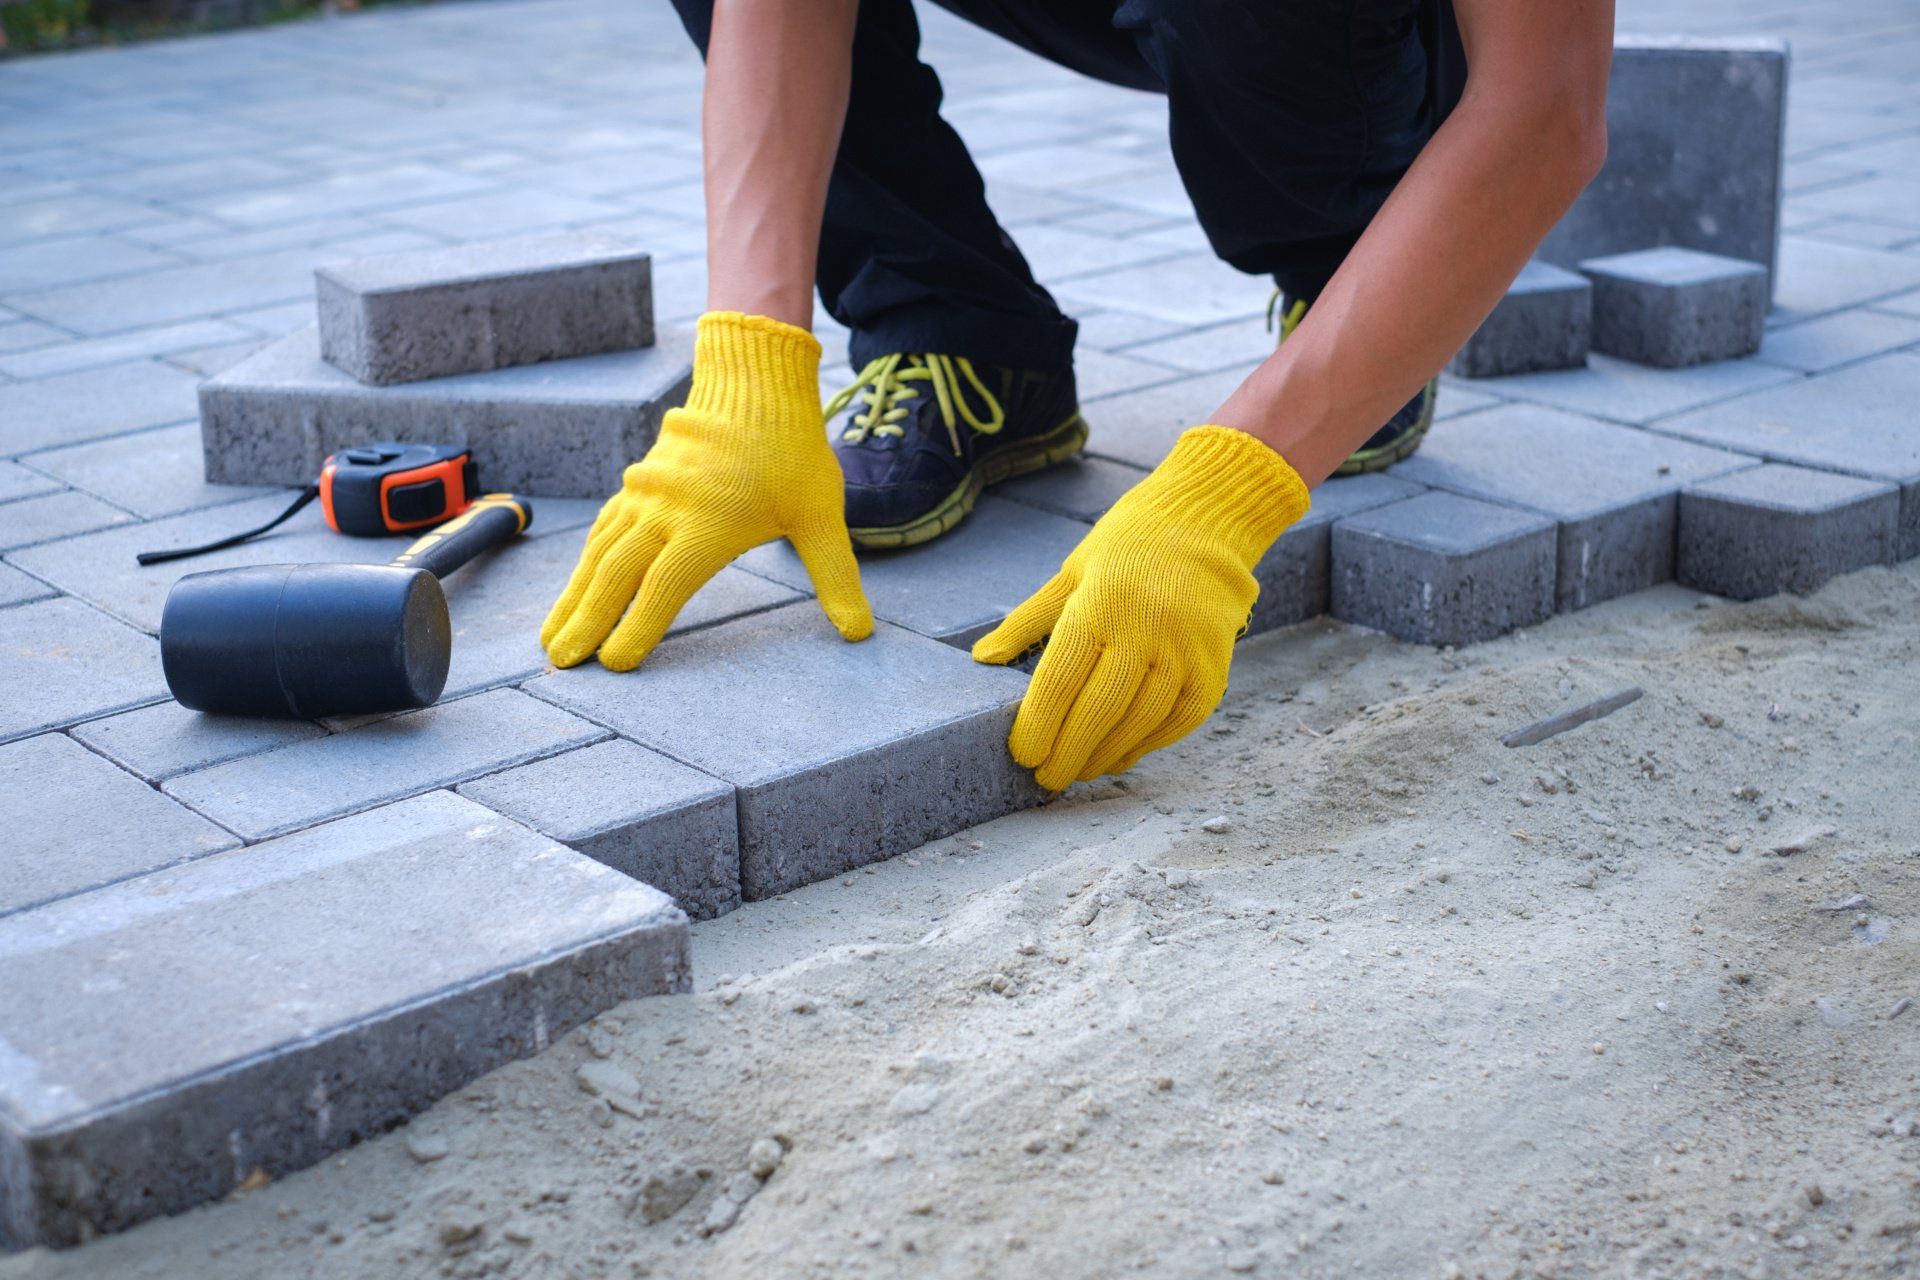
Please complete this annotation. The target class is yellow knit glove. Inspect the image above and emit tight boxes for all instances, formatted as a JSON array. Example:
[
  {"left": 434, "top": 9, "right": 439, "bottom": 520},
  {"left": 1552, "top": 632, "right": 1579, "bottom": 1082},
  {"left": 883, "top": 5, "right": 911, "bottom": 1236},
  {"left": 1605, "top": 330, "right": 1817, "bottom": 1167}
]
[
  {"left": 541, "top": 311, "right": 872, "bottom": 671},
  {"left": 972, "top": 426, "right": 1309, "bottom": 790}
]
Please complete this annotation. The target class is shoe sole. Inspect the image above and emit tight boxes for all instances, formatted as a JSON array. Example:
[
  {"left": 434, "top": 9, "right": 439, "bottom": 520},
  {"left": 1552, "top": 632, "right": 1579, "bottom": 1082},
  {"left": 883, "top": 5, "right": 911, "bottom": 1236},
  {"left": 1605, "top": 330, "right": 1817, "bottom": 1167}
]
[
  {"left": 1333, "top": 380, "right": 1436, "bottom": 477},
  {"left": 849, "top": 410, "right": 1091, "bottom": 550}
]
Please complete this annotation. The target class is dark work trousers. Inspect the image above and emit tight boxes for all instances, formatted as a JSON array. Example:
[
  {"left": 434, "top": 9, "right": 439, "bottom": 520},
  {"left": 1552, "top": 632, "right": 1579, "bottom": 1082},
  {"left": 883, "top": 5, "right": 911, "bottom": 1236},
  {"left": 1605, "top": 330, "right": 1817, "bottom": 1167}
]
[{"left": 668, "top": 0, "right": 1464, "bottom": 373}]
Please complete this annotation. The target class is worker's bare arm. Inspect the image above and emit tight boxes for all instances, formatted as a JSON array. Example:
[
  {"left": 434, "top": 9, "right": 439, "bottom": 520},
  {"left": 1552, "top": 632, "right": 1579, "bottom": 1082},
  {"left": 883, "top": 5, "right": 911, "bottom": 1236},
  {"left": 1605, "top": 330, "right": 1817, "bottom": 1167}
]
[
  {"left": 700, "top": 0, "right": 860, "bottom": 329},
  {"left": 1212, "top": 0, "right": 1614, "bottom": 485}
]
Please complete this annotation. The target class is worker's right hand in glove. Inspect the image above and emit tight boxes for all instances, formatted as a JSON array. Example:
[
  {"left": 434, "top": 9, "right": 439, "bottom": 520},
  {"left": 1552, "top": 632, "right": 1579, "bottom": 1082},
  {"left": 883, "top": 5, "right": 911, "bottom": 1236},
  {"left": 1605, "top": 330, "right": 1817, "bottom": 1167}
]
[{"left": 540, "top": 311, "right": 872, "bottom": 671}]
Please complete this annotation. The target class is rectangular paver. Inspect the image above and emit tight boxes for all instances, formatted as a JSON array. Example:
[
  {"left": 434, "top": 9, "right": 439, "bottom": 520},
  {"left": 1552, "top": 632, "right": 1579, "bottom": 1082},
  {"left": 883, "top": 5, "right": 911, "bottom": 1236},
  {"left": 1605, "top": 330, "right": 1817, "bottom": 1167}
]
[
  {"left": 1581, "top": 247, "right": 1769, "bottom": 368},
  {"left": 0, "top": 790, "right": 689, "bottom": 1249},
  {"left": 0, "top": 461, "right": 61, "bottom": 504},
  {"left": 0, "top": 489, "right": 133, "bottom": 550},
  {"left": 0, "top": 597, "right": 163, "bottom": 742},
  {"left": 1331, "top": 492, "right": 1558, "bottom": 647},
  {"left": 316, "top": 232, "right": 654, "bottom": 385},
  {"left": 69, "top": 699, "right": 329, "bottom": 783},
  {"left": 526, "top": 604, "right": 1043, "bottom": 899},
  {"left": 0, "top": 563, "right": 55, "bottom": 609},
  {"left": 1679, "top": 463, "right": 1900, "bottom": 600},
  {"left": 0, "top": 359, "right": 202, "bottom": 456},
  {"left": 198, "top": 324, "right": 694, "bottom": 497},
  {"left": 164, "top": 688, "right": 606, "bottom": 841},
  {"left": 1392, "top": 405, "right": 1757, "bottom": 610},
  {"left": 1448, "top": 260, "right": 1591, "bottom": 378},
  {"left": 21, "top": 422, "right": 275, "bottom": 518},
  {"left": 460, "top": 739, "right": 742, "bottom": 920},
  {"left": 2, "top": 733, "right": 239, "bottom": 918}
]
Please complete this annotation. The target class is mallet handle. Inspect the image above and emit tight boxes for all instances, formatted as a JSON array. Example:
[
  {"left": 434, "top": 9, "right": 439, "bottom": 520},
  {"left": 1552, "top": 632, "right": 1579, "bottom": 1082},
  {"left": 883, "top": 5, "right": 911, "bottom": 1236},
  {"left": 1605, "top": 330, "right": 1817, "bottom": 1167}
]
[{"left": 390, "top": 494, "right": 532, "bottom": 580}]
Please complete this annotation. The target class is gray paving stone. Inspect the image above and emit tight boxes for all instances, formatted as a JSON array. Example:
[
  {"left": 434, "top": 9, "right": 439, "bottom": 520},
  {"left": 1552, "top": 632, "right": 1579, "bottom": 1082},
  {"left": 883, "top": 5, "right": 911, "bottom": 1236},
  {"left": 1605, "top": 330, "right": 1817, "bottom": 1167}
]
[
  {"left": 1447, "top": 261, "right": 1592, "bottom": 378},
  {"left": 0, "top": 317, "right": 254, "bottom": 382},
  {"left": 1678, "top": 464, "right": 1900, "bottom": 599},
  {"left": 1331, "top": 493, "right": 1557, "bottom": 647},
  {"left": 165, "top": 688, "right": 605, "bottom": 841},
  {"left": 738, "top": 496, "right": 1088, "bottom": 647},
  {"left": 1649, "top": 352, "right": 1920, "bottom": 558},
  {"left": 6, "top": 246, "right": 333, "bottom": 336},
  {"left": 377, "top": 188, "right": 636, "bottom": 242},
  {"left": 0, "top": 460, "right": 61, "bottom": 503},
  {"left": 996, "top": 454, "right": 1148, "bottom": 523},
  {"left": 1488, "top": 351, "right": 1797, "bottom": 426},
  {"left": 199, "top": 324, "right": 694, "bottom": 497},
  {"left": 1792, "top": 175, "right": 1920, "bottom": 229},
  {"left": 0, "top": 192, "right": 168, "bottom": 243},
  {"left": 1250, "top": 473, "right": 1428, "bottom": 635},
  {"left": 1581, "top": 247, "right": 1769, "bottom": 368},
  {"left": 176, "top": 162, "right": 495, "bottom": 228},
  {"left": 1117, "top": 317, "right": 1282, "bottom": 374},
  {"left": 1755, "top": 308, "right": 1920, "bottom": 373},
  {"left": 22, "top": 422, "right": 276, "bottom": 519},
  {"left": 2, "top": 733, "right": 238, "bottom": 918},
  {"left": 526, "top": 605, "right": 1042, "bottom": 899},
  {"left": 1540, "top": 36, "right": 1788, "bottom": 293},
  {"left": 0, "top": 597, "right": 164, "bottom": 742},
  {"left": 0, "top": 563, "right": 55, "bottom": 609},
  {"left": 71, "top": 699, "right": 328, "bottom": 783},
  {"left": 1393, "top": 405, "right": 1756, "bottom": 610},
  {"left": 0, "top": 321, "right": 66, "bottom": 355},
  {"left": 0, "top": 790, "right": 688, "bottom": 1249},
  {"left": 0, "top": 234, "right": 182, "bottom": 295},
  {"left": 0, "top": 489, "right": 134, "bottom": 550},
  {"left": 459, "top": 739, "right": 741, "bottom": 920},
  {"left": 1770, "top": 236, "right": 1920, "bottom": 322},
  {"left": 163, "top": 337, "right": 269, "bottom": 377},
  {"left": 1080, "top": 365, "right": 1258, "bottom": 470},
  {"left": 0, "top": 359, "right": 202, "bottom": 456},
  {"left": 1059, "top": 252, "right": 1265, "bottom": 327},
  {"left": 316, "top": 233, "right": 654, "bottom": 386}
]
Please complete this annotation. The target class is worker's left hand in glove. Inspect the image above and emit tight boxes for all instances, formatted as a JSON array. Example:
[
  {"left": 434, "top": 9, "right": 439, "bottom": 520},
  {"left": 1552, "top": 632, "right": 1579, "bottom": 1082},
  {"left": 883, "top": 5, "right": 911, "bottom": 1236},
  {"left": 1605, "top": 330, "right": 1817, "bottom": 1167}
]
[{"left": 971, "top": 425, "right": 1309, "bottom": 790}]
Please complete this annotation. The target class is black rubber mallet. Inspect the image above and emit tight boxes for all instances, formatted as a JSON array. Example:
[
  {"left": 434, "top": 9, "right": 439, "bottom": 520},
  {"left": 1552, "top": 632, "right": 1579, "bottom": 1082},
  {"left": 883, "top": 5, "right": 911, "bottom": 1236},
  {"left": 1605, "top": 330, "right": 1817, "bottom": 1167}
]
[{"left": 159, "top": 493, "right": 533, "bottom": 719}]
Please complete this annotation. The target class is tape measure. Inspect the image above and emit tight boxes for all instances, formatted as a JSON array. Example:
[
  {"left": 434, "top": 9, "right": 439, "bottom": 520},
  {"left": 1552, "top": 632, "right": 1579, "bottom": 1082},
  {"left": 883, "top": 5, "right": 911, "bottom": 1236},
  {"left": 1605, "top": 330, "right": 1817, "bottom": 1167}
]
[{"left": 137, "top": 443, "right": 482, "bottom": 566}]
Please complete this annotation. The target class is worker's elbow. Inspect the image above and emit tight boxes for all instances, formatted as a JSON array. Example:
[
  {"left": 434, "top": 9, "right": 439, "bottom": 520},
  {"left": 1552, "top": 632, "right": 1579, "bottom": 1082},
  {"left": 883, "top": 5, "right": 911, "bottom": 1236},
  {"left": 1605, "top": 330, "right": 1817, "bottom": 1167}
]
[{"left": 1540, "top": 91, "right": 1610, "bottom": 198}]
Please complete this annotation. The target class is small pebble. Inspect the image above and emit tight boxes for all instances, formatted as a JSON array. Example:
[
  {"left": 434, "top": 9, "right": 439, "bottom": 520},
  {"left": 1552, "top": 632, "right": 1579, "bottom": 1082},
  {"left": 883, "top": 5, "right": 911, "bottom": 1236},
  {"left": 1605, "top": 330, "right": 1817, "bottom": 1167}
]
[
  {"left": 1806, "top": 1184, "right": 1825, "bottom": 1207},
  {"left": 405, "top": 1132, "right": 449, "bottom": 1165},
  {"left": 747, "top": 1137, "right": 784, "bottom": 1178},
  {"left": 1201, "top": 816, "right": 1233, "bottom": 834},
  {"left": 437, "top": 1205, "right": 485, "bottom": 1247}
]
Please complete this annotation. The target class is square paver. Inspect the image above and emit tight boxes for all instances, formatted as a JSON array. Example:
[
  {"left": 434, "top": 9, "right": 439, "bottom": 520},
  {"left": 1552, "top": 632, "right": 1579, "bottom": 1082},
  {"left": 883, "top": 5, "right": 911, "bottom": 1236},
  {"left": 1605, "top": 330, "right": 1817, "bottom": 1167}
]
[
  {"left": 0, "top": 790, "right": 688, "bottom": 1249},
  {"left": 1392, "top": 405, "right": 1757, "bottom": 610},
  {"left": 460, "top": 739, "right": 742, "bottom": 920},
  {"left": 1080, "top": 365, "right": 1259, "bottom": 470},
  {"left": 1250, "top": 472, "right": 1427, "bottom": 635},
  {"left": 1679, "top": 463, "right": 1900, "bottom": 599},
  {"left": 1581, "top": 247, "right": 1769, "bottom": 368},
  {"left": 1448, "top": 260, "right": 1591, "bottom": 378},
  {"left": 525, "top": 604, "right": 1042, "bottom": 898},
  {"left": 2, "top": 733, "right": 239, "bottom": 918},
  {"left": 1331, "top": 492, "right": 1558, "bottom": 647},
  {"left": 995, "top": 454, "right": 1149, "bottom": 524},
  {"left": 0, "top": 597, "right": 163, "bottom": 742}
]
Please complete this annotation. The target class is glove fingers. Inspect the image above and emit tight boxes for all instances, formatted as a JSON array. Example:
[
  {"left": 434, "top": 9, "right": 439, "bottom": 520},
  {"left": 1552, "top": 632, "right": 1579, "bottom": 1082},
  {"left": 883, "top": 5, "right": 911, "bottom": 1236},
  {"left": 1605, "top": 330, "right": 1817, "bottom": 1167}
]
[
  {"left": 1032, "top": 648, "right": 1149, "bottom": 792},
  {"left": 1111, "top": 683, "right": 1223, "bottom": 774},
  {"left": 597, "top": 536, "right": 738, "bottom": 672},
  {"left": 544, "top": 522, "right": 667, "bottom": 669},
  {"left": 539, "top": 507, "right": 635, "bottom": 650},
  {"left": 1006, "top": 625, "right": 1102, "bottom": 775},
  {"left": 789, "top": 517, "right": 873, "bottom": 642},
  {"left": 971, "top": 571, "right": 1075, "bottom": 666},
  {"left": 1079, "top": 663, "right": 1184, "bottom": 781}
]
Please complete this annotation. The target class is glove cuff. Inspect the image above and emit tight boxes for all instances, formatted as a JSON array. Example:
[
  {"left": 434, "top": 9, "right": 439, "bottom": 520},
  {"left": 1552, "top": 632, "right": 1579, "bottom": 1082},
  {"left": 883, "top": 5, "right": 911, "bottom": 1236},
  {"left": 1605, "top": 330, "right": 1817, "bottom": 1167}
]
[
  {"left": 1152, "top": 425, "right": 1311, "bottom": 564},
  {"left": 687, "top": 311, "right": 823, "bottom": 423}
]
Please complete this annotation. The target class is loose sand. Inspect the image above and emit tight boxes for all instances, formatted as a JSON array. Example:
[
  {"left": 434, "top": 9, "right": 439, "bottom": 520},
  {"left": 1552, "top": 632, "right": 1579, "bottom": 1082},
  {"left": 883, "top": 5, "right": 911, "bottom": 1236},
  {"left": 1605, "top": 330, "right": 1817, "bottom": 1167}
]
[{"left": 8, "top": 563, "right": 1918, "bottom": 1280}]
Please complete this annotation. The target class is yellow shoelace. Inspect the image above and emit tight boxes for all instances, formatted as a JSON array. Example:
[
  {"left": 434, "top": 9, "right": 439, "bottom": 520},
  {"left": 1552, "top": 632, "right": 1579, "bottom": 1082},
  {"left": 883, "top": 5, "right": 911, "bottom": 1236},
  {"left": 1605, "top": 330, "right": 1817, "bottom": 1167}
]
[
  {"left": 1264, "top": 290, "right": 1308, "bottom": 342},
  {"left": 824, "top": 353, "right": 1006, "bottom": 454}
]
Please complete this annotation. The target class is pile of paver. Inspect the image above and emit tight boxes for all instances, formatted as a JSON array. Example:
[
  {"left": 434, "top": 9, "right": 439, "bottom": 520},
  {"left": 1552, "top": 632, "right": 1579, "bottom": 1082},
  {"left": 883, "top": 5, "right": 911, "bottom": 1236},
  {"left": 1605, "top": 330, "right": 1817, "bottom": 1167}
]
[{"left": 5, "top": 18, "right": 1919, "bottom": 1253}]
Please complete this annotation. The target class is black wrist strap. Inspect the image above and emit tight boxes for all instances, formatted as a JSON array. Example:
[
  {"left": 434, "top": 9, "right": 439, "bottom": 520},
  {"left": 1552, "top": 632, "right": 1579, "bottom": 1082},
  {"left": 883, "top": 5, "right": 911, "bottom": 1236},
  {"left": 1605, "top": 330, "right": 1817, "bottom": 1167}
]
[{"left": 136, "top": 485, "right": 320, "bottom": 566}]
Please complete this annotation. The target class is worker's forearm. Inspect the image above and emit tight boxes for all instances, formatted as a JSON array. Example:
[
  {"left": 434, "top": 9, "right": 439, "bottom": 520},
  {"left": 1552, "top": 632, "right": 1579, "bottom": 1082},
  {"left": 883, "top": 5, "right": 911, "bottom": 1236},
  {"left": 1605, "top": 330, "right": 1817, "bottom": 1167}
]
[
  {"left": 1215, "top": 22, "right": 1610, "bottom": 484},
  {"left": 701, "top": 0, "right": 857, "bottom": 329}
]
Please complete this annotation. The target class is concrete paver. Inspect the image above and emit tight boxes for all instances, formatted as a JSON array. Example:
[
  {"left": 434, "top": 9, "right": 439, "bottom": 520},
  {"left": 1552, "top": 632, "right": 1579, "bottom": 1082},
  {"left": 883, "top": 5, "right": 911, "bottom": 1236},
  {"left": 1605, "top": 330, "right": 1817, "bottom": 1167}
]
[
  {"left": 1581, "top": 247, "right": 1769, "bottom": 367},
  {"left": 1679, "top": 463, "right": 1900, "bottom": 598},
  {"left": 0, "top": 597, "right": 163, "bottom": 742},
  {"left": 71, "top": 698, "right": 328, "bottom": 782}
]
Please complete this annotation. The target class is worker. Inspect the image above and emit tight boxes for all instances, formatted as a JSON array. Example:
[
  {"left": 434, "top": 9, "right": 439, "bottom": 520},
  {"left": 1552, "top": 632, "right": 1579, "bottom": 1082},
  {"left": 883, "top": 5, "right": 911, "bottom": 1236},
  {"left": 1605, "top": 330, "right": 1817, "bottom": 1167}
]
[{"left": 542, "top": 0, "right": 1613, "bottom": 791}]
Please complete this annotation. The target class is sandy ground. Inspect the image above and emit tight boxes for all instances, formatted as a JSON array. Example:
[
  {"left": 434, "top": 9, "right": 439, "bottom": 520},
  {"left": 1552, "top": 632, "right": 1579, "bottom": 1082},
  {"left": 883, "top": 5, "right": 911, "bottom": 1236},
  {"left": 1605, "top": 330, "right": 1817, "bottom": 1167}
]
[{"left": 8, "top": 563, "right": 1920, "bottom": 1280}]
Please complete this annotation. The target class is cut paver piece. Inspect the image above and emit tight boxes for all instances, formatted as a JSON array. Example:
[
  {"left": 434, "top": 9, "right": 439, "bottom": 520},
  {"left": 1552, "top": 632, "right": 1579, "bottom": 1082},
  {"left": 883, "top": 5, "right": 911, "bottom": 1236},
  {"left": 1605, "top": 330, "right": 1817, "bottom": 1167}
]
[
  {"left": 1249, "top": 472, "right": 1426, "bottom": 635},
  {"left": 460, "top": 739, "right": 741, "bottom": 920},
  {"left": 1, "top": 734, "right": 238, "bottom": 918},
  {"left": 1539, "top": 36, "right": 1788, "bottom": 294},
  {"left": 737, "top": 496, "right": 1089, "bottom": 647},
  {"left": 1331, "top": 492, "right": 1557, "bottom": 647},
  {"left": 198, "top": 324, "right": 693, "bottom": 497},
  {"left": 0, "top": 597, "right": 163, "bottom": 743},
  {"left": 164, "top": 688, "right": 605, "bottom": 841},
  {"left": 1580, "top": 247, "right": 1768, "bottom": 368},
  {"left": 1678, "top": 464, "right": 1899, "bottom": 600},
  {"left": 1447, "top": 260, "right": 1591, "bottom": 378},
  {"left": 317, "top": 232, "right": 654, "bottom": 386},
  {"left": 0, "top": 790, "right": 689, "bottom": 1250},
  {"left": 525, "top": 605, "right": 1042, "bottom": 899},
  {"left": 69, "top": 699, "right": 327, "bottom": 783},
  {"left": 1392, "top": 405, "right": 1755, "bottom": 610}
]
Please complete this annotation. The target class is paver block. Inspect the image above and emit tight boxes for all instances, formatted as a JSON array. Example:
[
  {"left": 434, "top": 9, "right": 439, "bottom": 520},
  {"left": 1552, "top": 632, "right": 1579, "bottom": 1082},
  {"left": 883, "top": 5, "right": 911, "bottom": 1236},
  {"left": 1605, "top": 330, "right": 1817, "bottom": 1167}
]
[
  {"left": 1331, "top": 492, "right": 1557, "bottom": 647},
  {"left": 1540, "top": 36, "right": 1788, "bottom": 294},
  {"left": 1648, "top": 352, "right": 1920, "bottom": 558},
  {"left": 69, "top": 699, "right": 328, "bottom": 782},
  {"left": 0, "top": 360, "right": 202, "bottom": 457},
  {"left": 0, "top": 791, "right": 689, "bottom": 1249},
  {"left": 0, "top": 597, "right": 163, "bottom": 743},
  {"left": 1447, "top": 261, "right": 1591, "bottom": 378},
  {"left": 164, "top": 688, "right": 605, "bottom": 841},
  {"left": 737, "top": 496, "right": 1089, "bottom": 647},
  {"left": 460, "top": 739, "right": 741, "bottom": 920},
  {"left": 198, "top": 324, "right": 693, "bottom": 498},
  {"left": 526, "top": 605, "right": 1042, "bottom": 899},
  {"left": 0, "top": 489, "right": 134, "bottom": 551},
  {"left": 1250, "top": 473, "right": 1427, "bottom": 635},
  {"left": 1678, "top": 464, "right": 1899, "bottom": 600},
  {"left": 1393, "top": 405, "right": 1756, "bottom": 610},
  {"left": 0, "top": 564, "right": 55, "bottom": 609},
  {"left": 316, "top": 233, "right": 654, "bottom": 386},
  {"left": 2, "top": 734, "right": 238, "bottom": 918},
  {"left": 0, "top": 462, "right": 62, "bottom": 504},
  {"left": 1581, "top": 247, "right": 1768, "bottom": 368},
  {"left": 995, "top": 454, "right": 1147, "bottom": 524},
  {"left": 22, "top": 422, "right": 275, "bottom": 518}
]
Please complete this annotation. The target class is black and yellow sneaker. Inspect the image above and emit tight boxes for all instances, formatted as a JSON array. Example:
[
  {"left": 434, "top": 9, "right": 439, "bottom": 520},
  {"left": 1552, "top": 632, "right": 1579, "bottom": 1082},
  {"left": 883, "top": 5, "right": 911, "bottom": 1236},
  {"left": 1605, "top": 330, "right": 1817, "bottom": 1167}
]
[
  {"left": 825, "top": 353, "right": 1088, "bottom": 549},
  {"left": 1270, "top": 295, "right": 1436, "bottom": 476}
]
